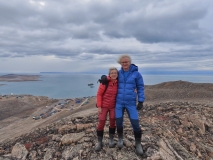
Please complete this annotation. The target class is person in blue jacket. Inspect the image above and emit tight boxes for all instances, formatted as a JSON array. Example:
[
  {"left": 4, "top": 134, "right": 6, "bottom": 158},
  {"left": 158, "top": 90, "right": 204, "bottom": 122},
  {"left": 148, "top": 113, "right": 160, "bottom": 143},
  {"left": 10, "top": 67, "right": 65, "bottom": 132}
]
[{"left": 116, "top": 54, "right": 145, "bottom": 155}]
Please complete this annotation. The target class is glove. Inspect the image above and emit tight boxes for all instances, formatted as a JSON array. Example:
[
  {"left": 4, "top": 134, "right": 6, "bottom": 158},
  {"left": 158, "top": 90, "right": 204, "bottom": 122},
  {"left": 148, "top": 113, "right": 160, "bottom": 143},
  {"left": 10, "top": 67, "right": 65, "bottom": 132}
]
[
  {"left": 100, "top": 75, "right": 108, "bottom": 85},
  {"left": 101, "top": 79, "right": 108, "bottom": 85},
  {"left": 137, "top": 102, "right": 143, "bottom": 110}
]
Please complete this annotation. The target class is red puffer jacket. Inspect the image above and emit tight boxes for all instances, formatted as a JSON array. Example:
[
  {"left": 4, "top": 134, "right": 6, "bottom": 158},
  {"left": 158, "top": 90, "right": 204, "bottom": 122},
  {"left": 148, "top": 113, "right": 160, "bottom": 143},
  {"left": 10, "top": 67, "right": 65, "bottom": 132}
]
[{"left": 96, "top": 76, "right": 118, "bottom": 109}]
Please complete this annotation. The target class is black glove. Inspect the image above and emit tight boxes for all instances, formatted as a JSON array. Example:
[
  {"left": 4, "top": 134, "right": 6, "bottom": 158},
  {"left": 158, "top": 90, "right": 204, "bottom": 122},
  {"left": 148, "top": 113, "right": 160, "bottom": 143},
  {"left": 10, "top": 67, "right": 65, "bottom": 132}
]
[
  {"left": 137, "top": 102, "right": 143, "bottom": 110},
  {"left": 100, "top": 75, "right": 108, "bottom": 85}
]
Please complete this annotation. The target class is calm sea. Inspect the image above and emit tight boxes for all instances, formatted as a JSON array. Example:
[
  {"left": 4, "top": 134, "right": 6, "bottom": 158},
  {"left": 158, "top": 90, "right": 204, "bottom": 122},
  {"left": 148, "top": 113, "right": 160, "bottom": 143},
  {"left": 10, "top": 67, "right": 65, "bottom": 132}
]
[{"left": 0, "top": 73, "right": 213, "bottom": 99}]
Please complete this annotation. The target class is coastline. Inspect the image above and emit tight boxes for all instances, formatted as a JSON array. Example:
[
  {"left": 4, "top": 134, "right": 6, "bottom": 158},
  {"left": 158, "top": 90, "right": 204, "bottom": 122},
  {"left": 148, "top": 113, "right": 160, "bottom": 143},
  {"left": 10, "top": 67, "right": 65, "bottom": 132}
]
[
  {"left": 0, "top": 74, "right": 40, "bottom": 82},
  {"left": 1, "top": 73, "right": 213, "bottom": 99}
]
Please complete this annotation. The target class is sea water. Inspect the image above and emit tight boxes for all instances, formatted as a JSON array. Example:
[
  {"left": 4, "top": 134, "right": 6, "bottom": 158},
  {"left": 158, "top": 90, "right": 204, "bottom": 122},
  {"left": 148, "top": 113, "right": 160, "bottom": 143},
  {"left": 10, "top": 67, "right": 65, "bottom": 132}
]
[{"left": 0, "top": 73, "right": 213, "bottom": 99}]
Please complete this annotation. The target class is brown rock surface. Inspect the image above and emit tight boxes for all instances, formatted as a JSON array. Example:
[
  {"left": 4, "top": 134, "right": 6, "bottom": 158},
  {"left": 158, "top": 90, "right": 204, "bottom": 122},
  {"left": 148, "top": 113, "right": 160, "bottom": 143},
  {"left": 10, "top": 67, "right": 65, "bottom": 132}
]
[{"left": 0, "top": 80, "right": 213, "bottom": 159}]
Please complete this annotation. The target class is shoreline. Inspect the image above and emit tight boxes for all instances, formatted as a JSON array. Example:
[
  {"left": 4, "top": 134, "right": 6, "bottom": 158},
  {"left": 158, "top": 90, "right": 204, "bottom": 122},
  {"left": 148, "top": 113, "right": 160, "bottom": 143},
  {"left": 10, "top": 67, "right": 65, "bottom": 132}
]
[
  {"left": 1, "top": 80, "right": 213, "bottom": 99},
  {"left": 0, "top": 94, "right": 95, "bottom": 100},
  {"left": 0, "top": 74, "right": 40, "bottom": 82}
]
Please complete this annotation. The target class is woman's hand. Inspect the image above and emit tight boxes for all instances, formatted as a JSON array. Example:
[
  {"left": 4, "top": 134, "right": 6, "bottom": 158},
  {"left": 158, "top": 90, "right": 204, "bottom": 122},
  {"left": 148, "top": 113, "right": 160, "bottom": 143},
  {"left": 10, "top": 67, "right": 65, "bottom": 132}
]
[{"left": 98, "top": 107, "right": 102, "bottom": 114}]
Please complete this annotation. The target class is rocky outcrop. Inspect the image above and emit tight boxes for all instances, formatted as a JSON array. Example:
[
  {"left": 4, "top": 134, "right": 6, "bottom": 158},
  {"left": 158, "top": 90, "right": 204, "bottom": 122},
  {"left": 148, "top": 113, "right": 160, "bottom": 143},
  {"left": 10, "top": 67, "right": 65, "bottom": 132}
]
[
  {"left": 145, "top": 80, "right": 213, "bottom": 101},
  {"left": 0, "top": 101, "right": 213, "bottom": 159},
  {"left": 11, "top": 143, "right": 28, "bottom": 160}
]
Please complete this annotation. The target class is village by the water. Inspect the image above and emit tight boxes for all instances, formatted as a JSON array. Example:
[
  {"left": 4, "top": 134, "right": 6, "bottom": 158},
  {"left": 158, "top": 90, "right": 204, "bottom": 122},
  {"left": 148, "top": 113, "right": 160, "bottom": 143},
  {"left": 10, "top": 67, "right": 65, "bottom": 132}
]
[
  {"left": 0, "top": 94, "right": 95, "bottom": 120},
  {"left": 0, "top": 74, "right": 96, "bottom": 121},
  {"left": 34, "top": 98, "right": 94, "bottom": 120}
]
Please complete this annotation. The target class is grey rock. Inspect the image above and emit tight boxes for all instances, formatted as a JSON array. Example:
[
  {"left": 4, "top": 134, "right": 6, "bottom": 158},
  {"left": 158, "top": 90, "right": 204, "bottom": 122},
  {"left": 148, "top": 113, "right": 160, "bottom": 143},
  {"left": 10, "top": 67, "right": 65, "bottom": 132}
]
[
  {"left": 44, "top": 148, "right": 55, "bottom": 160},
  {"left": 11, "top": 143, "right": 28, "bottom": 160}
]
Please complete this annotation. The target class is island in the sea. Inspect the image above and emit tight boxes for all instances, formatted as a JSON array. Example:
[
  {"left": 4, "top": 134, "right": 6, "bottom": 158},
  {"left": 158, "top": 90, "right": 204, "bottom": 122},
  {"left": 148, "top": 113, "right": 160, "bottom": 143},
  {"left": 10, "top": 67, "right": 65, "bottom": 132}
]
[{"left": 0, "top": 74, "right": 40, "bottom": 82}]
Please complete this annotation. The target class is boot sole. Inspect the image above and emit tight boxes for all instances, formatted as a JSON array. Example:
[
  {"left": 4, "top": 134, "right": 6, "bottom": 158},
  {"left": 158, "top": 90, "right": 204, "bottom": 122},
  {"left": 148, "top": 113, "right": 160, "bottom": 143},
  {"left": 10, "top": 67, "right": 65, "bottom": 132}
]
[
  {"left": 135, "top": 147, "right": 144, "bottom": 155},
  {"left": 109, "top": 144, "right": 116, "bottom": 148},
  {"left": 117, "top": 144, "right": 123, "bottom": 149},
  {"left": 95, "top": 144, "right": 103, "bottom": 152},
  {"left": 136, "top": 152, "right": 143, "bottom": 156}
]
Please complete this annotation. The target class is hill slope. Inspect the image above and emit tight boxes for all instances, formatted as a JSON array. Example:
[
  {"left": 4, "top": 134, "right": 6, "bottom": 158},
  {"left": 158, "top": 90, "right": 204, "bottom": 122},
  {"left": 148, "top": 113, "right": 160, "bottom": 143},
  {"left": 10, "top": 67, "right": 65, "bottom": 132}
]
[{"left": 0, "top": 81, "right": 213, "bottom": 159}]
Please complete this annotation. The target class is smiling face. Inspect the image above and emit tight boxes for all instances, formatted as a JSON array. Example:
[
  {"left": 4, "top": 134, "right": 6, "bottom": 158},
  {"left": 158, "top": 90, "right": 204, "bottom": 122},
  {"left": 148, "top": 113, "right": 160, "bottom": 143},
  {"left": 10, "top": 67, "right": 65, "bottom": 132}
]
[
  {"left": 109, "top": 69, "right": 118, "bottom": 80},
  {"left": 120, "top": 57, "right": 131, "bottom": 71}
]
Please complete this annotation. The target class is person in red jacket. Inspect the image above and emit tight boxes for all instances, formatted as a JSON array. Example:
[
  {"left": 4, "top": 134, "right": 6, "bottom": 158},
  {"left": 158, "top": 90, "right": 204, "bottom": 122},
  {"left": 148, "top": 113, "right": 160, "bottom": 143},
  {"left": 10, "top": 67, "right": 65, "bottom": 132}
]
[{"left": 95, "top": 67, "right": 118, "bottom": 151}]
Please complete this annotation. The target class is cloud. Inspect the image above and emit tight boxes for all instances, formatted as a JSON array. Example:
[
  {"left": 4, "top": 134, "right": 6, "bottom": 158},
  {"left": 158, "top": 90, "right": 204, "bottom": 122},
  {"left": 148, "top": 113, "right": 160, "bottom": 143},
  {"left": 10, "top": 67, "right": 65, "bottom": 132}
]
[{"left": 0, "top": 0, "right": 213, "bottom": 73}]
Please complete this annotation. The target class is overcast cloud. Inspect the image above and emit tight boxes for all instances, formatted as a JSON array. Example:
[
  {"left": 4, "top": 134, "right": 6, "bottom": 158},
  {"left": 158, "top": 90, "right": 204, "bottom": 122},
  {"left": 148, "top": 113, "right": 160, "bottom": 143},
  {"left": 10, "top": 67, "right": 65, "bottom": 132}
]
[{"left": 0, "top": 0, "right": 213, "bottom": 74}]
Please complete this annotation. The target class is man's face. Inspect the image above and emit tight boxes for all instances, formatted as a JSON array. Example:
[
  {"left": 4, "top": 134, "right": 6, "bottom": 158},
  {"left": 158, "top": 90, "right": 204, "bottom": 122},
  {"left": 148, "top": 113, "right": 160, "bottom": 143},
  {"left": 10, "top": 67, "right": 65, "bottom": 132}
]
[{"left": 121, "top": 57, "right": 130, "bottom": 71}]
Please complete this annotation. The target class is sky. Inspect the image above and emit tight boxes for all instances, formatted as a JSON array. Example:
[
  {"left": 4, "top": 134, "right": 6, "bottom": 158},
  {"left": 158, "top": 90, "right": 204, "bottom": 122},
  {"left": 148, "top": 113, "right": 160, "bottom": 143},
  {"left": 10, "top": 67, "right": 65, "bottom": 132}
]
[{"left": 0, "top": 0, "right": 213, "bottom": 74}]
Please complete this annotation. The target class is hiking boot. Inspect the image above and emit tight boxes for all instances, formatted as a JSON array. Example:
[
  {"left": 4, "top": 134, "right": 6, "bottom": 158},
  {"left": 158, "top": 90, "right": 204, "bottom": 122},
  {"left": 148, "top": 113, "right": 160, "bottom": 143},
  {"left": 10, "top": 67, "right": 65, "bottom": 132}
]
[
  {"left": 109, "top": 134, "right": 115, "bottom": 148},
  {"left": 117, "top": 133, "right": 123, "bottom": 149},
  {"left": 117, "top": 127, "right": 123, "bottom": 149},
  {"left": 95, "top": 130, "right": 103, "bottom": 152},
  {"left": 135, "top": 138, "right": 143, "bottom": 155},
  {"left": 95, "top": 136, "right": 103, "bottom": 151},
  {"left": 109, "top": 127, "right": 116, "bottom": 148},
  {"left": 134, "top": 130, "right": 144, "bottom": 155}
]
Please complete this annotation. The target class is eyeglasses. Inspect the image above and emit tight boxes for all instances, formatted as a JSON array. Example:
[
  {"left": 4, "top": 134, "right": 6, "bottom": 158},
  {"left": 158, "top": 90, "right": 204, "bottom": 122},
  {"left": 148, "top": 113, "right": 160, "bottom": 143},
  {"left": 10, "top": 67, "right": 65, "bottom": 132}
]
[{"left": 121, "top": 61, "right": 129, "bottom": 64}]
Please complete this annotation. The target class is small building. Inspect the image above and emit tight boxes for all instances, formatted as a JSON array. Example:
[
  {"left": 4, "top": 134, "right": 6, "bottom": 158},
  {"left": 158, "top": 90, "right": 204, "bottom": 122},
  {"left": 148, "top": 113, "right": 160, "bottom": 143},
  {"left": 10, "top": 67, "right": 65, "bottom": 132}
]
[{"left": 33, "top": 116, "right": 40, "bottom": 120}]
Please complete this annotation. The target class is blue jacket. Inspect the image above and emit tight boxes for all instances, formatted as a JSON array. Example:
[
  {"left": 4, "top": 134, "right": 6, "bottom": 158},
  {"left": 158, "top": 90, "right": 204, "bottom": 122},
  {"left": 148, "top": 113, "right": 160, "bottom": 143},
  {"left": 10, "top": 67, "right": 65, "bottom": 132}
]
[{"left": 116, "top": 64, "right": 145, "bottom": 105}]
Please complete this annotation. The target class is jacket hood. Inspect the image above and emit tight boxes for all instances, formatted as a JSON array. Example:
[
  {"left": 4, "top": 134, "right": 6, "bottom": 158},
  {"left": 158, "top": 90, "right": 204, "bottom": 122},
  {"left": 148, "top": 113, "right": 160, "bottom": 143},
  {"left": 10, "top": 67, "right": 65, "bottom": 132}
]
[{"left": 121, "top": 64, "right": 138, "bottom": 73}]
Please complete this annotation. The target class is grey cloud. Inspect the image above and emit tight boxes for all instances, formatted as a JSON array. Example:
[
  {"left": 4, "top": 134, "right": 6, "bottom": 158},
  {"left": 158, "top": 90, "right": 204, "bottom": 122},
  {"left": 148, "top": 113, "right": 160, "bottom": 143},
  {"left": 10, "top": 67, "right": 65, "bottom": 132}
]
[
  {"left": 103, "top": 1, "right": 210, "bottom": 43},
  {"left": 0, "top": 0, "right": 213, "bottom": 73},
  {"left": 0, "top": 53, "right": 11, "bottom": 58},
  {"left": 1, "top": 0, "right": 211, "bottom": 44}
]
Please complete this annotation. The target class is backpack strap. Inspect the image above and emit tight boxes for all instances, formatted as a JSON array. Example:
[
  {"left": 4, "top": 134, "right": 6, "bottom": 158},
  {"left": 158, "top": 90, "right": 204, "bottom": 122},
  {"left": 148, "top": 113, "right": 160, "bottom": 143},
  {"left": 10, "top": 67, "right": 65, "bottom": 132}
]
[
  {"left": 103, "top": 82, "right": 109, "bottom": 95},
  {"left": 96, "top": 75, "right": 109, "bottom": 108},
  {"left": 97, "top": 75, "right": 109, "bottom": 95}
]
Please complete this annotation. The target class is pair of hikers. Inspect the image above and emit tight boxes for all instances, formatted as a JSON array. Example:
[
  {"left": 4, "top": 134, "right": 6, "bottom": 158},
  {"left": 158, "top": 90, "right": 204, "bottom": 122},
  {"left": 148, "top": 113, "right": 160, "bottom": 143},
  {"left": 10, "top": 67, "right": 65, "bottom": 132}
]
[{"left": 95, "top": 54, "right": 145, "bottom": 155}]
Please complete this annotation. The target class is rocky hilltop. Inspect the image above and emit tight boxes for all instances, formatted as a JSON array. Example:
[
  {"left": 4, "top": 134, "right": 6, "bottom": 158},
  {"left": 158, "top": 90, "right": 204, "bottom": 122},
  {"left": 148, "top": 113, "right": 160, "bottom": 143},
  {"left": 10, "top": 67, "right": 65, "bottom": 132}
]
[{"left": 0, "top": 80, "right": 213, "bottom": 160}]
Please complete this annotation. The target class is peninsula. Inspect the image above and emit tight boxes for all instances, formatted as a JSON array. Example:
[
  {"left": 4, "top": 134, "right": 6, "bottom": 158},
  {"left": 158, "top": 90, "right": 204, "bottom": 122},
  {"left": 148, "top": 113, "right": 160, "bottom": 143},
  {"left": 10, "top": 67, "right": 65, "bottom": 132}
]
[{"left": 0, "top": 74, "right": 40, "bottom": 82}]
